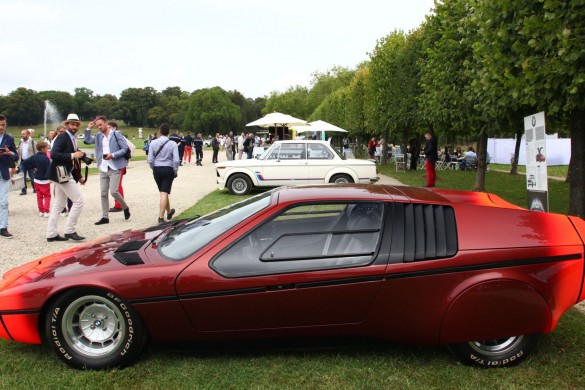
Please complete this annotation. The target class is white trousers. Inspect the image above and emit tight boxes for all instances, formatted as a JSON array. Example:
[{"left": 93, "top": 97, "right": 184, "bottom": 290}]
[{"left": 46, "top": 180, "right": 84, "bottom": 238}]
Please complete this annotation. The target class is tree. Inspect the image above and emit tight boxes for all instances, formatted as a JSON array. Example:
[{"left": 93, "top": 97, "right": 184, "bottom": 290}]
[
  {"left": 367, "top": 30, "right": 423, "bottom": 162},
  {"left": 93, "top": 94, "right": 120, "bottom": 119},
  {"left": 264, "top": 86, "right": 311, "bottom": 119},
  {"left": 4, "top": 88, "right": 43, "bottom": 126},
  {"left": 419, "top": 0, "right": 493, "bottom": 190},
  {"left": 310, "top": 87, "right": 350, "bottom": 130},
  {"left": 307, "top": 66, "right": 356, "bottom": 115},
  {"left": 182, "top": 87, "right": 241, "bottom": 134},
  {"left": 73, "top": 87, "right": 96, "bottom": 120},
  {"left": 119, "top": 87, "right": 159, "bottom": 127},
  {"left": 472, "top": 0, "right": 585, "bottom": 217},
  {"left": 38, "top": 91, "right": 77, "bottom": 118},
  {"left": 346, "top": 66, "right": 370, "bottom": 137}
]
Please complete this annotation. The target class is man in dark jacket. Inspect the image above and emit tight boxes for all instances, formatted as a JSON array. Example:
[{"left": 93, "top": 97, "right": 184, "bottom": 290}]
[
  {"left": 0, "top": 114, "right": 19, "bottom": 238},
  {"left": 193, "top": 133, "right": 203, "bottom": 166},
  {"left": 423, "top": 131, "right": 438, "bottom": 187}
]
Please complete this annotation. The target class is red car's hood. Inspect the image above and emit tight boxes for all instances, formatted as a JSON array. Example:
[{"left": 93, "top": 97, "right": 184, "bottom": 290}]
[{"left": 1, "top": 227, "right": 165, "bottom": 288}]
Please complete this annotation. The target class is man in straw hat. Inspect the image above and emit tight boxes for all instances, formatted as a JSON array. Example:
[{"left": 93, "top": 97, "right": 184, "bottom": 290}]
[{"left": 46, "top": 113, "right": 86, "bottom": 242}]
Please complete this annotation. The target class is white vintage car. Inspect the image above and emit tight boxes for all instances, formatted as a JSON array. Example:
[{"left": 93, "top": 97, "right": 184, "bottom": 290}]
[{"left": 216, "top": 140, "right": 379, "bottom": 195}]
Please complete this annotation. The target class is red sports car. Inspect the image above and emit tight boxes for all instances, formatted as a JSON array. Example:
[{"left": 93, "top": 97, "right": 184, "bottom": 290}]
[{"left": 1, "top": 184, "right": 584, "bottom": 369}]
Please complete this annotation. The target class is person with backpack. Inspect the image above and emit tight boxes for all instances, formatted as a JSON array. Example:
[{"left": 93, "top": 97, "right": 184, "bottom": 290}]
[
  {"left": 108, "top": 121, "right": 132, "bottom": 213},
  {"left": 84, "top": 115, "right": 131, "bottom": 225}
]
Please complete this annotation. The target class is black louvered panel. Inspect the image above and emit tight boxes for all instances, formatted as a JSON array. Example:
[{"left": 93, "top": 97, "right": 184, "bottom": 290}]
[
  {"left": 404, "top": 204, "right": 415, "bottom": 262},
  {"left": 434, "top": 206, "right": 448, "bottom": 257},
  {"left": 444, "top": 207, "right": 458, "bottom": 256},
  {"left": 396, "top": 203, "right": 458, "bottom": 263},
  {"left": 413, "top": 205, "right": 425, "bottom": 260},
  {"left": 423, "top": 205, "right": 436, "bottom": 258},
  {"left": 115, "top": 240, "right": 148, "bottom": 253},
  {"left": 390, "top": 203, "right": 406, "bottom": 263}
]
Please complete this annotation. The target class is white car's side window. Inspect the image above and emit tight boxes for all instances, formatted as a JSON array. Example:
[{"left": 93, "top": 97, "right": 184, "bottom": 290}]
[
  {"left": 308, "top": 144, "right": 333, "bottom": 160},
  {"left": 266, "top": 145, "right": 281, "bottom": 160},
  {"left": 278, "top": 143, "right": 306, "bottom": 160}
]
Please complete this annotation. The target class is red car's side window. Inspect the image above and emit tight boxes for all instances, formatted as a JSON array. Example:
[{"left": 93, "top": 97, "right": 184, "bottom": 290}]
[{"left": 211, "top": 202, "right": 384, "bottom": 278}]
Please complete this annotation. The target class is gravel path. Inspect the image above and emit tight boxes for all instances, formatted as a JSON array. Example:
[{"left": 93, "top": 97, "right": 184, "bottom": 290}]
[{"left": 0, "top": 156, "right": 403, "bottom": 274}]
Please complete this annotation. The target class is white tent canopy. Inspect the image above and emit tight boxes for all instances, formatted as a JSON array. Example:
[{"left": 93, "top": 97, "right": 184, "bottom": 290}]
[
  {"left": 294, "top": 120, "right": 348, "bottom": 134},
  {"left": 246, "top": 112, "right": 307, "bottom": 128}
]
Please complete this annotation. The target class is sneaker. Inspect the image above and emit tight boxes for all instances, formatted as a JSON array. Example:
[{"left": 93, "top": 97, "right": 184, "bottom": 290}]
[
  {"left": 0, "top": 228, "right": 14, "bottom": 239},
  {"left": 39, "top": 212, "right": 44, "bottom": 217},
  {"left": 61, "top": 211, "right": 68, "bottom": 217},
  {"left": 43, "top": 212, "right": 49, "bottom": 217}
]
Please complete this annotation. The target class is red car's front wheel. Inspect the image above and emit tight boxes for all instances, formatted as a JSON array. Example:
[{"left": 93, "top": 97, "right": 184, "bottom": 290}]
[{"left": 44, "top": 288, "right": 147, "bottom": 370}]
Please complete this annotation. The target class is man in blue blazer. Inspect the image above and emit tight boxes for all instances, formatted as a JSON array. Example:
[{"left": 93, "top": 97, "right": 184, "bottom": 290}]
[
  {"left": 84, "top": 116, "right": 131, "bottom": 225},
  {"left": 0, "top": 115, "right": 19, "bottom": 238}
]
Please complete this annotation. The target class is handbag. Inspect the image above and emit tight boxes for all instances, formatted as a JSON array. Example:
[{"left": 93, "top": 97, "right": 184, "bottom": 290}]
[{"left": 56, "top": 165, "right": 69, "bottom": 183}]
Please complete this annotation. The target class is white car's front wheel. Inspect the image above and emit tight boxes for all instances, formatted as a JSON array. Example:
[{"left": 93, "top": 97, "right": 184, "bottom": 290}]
[{"left": 227, "top": 174, "right": 252, "bottom": 195}]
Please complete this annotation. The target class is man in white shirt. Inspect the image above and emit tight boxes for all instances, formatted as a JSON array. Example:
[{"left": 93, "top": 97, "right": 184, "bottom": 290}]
[
  {"left": 17, "top": 129, "right": 36, "bottom": 195},
  {"left": 85, "top": 116, "right": 131, "bottom": 225}
]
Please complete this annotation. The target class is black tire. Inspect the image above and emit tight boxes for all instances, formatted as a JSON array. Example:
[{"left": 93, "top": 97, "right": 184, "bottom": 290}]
[
  {"left": 448, "top": 334, "right": 540, "bottom": 368},
  {"left": 227, "top": 174, "right": 252, "bottom": 195},
  {"left": 45, "top": 288, "right": 147, "bottom": 370},
  {"left": 329, "top": 174, "right": 354, "bottom": 184}
]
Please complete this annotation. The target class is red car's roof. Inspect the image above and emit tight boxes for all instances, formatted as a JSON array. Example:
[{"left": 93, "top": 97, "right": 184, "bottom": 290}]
[{"left": 274, "top": 184, "right": 522, "bottom": 209}]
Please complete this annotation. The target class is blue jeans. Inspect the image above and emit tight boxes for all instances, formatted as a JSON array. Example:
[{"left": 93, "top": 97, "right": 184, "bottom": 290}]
[
  {"left": 20, "top": 163, "right": 35, "bottom": 192},
  {"left": 0, "top": 178, "right": 9, "bottom": 229}
]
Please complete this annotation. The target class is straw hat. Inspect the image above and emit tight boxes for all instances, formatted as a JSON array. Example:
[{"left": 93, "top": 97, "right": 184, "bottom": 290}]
[{"left": 64, "top": 113, "right": 81, "bottom": 124}]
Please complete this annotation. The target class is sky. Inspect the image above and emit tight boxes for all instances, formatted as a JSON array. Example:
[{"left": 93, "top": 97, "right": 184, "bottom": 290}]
[{"left": 1, "top": 0, "right": 435, "bottom": 99}]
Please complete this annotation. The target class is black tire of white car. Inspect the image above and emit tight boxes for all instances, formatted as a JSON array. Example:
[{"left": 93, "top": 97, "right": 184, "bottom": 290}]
[
  {"left": 45, "top": 288, "right": 147, "bottom": 370},
  {"left": 330, "top": 174, "right": 354, "bottom": 184},
  {"left": 448, "top": 334, "right": 540, "bottom": 368},
  {"left": 227, "top": 174, "right": 252, "bottom": 195}
]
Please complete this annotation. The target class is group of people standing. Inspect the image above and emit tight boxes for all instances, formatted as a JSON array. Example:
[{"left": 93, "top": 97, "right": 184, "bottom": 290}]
[
  {"left": 210, "top": 132, "right": 258, "bottom": 163},
  {"left": 0, "top": 112, "right": 186, "bottom": 241},
  {"left": 0, "top": 114, "right": 92, "bottom": 240}
]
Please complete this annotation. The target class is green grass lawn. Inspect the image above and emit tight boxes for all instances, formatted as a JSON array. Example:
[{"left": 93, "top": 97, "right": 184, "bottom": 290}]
[
  {"left": 490, "top": 163, "right": 569, "bottom": 179},
  {"left": 377, "top": 164, "right": 570, "bottom": 215},
  {"left": 1, "top": 307, "right": 585, "bottom": 388}
]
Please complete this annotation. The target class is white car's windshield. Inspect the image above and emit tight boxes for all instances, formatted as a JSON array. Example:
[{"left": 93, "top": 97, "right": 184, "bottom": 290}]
[{"left": 158, "top": 191, "right": 273, "bottom": 260}]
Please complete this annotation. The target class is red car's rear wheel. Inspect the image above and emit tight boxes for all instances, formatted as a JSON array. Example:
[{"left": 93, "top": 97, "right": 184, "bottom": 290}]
[
  {"left": 45, "top": 288, "right": 147, "bottom": 369},
  {"left": 449, "top": 334, "right": 540, "bottom": 367}
]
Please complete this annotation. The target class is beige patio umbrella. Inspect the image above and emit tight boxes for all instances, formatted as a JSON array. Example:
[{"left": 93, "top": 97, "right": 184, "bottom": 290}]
[
  {"left": 293, "top": 120, "right": 348, "bottom": 140},
  {"left": 246, "top": 112, "right": 308, "bottom": 140}
]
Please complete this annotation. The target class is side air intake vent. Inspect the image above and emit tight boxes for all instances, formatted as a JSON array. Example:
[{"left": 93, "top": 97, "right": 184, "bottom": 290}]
[{"left": 390, "top": 203, "right": 458, "bottom": 263}]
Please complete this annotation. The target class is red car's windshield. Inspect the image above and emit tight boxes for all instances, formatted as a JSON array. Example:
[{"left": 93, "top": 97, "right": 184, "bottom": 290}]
[{"left": 158, "top": 191, "right": 273, "bottom": 261}]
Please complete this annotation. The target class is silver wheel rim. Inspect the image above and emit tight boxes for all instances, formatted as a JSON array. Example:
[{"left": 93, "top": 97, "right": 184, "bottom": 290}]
[
  {"left": 334, "top": 176, "right": 350, "bottom": 184},
  {"left": 62, "top": 295, "right": 125, "bottom": 358},
  {"left": 468, "top": 336, "right": 523, "bottom": 357},
  {"left": 232, "top": 178, "right": 248, "bottom": 194}
]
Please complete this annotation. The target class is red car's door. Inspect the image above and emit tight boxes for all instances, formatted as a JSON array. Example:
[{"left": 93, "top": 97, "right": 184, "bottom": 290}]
[{"left": 176, "top": 202, "right": 389, "bottom": 332}]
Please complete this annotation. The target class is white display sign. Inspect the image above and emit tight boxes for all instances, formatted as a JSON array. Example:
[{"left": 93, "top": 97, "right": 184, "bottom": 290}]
[{"left": 524, "top": 112, "right": 549, "bottom": 211}]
